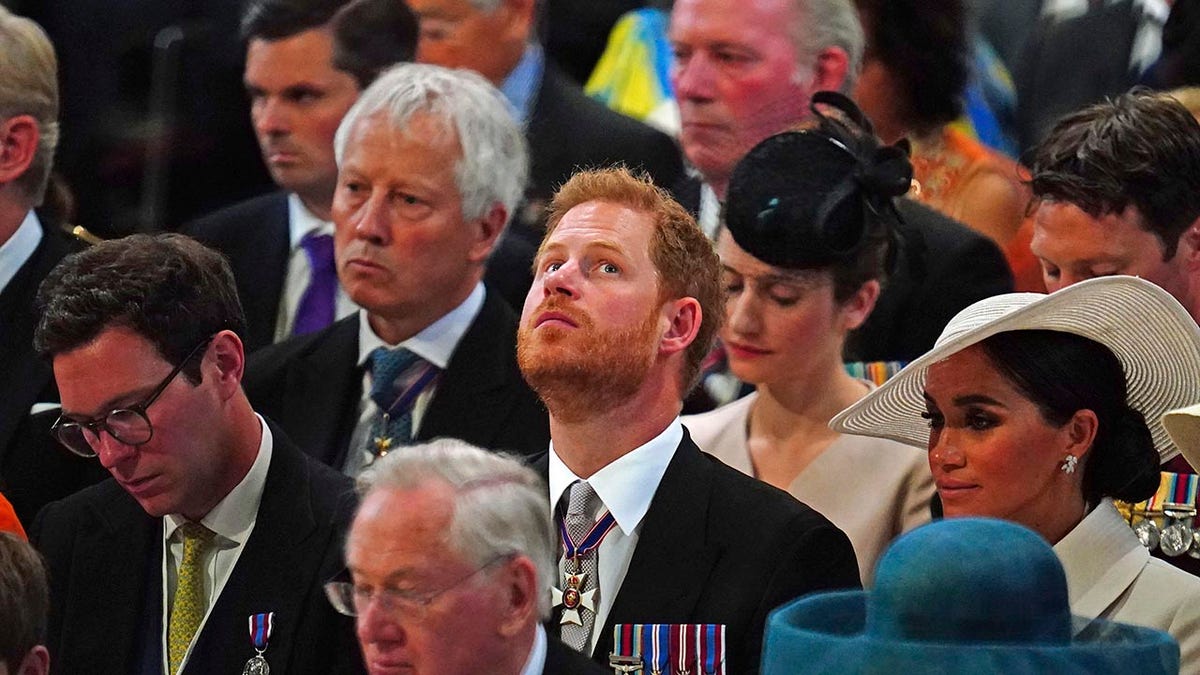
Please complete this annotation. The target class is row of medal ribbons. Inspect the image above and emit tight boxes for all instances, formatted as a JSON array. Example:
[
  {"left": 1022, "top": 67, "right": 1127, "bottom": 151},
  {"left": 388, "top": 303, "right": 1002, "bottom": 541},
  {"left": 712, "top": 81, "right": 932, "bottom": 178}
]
[
  {"left": 1117, "top": 472, "right": 1200, "bottom": 557},
  {"left": 609, "top": 623, "right": 726, "bottom": 675}
]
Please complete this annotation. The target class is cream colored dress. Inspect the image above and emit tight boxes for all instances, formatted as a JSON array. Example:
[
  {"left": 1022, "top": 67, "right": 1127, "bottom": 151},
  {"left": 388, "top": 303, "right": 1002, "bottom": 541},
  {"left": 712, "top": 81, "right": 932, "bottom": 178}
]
[
  {"left": 683, "top": 391, "right": 934, "bottom": 586},
  {"left": 1056, "top": 498, "right": 1200, "bottom": 674}
]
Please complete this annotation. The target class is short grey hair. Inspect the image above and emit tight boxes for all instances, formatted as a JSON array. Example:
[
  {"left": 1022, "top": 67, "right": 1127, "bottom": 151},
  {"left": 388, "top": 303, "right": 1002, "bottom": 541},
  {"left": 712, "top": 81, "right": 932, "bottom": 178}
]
[
  {"left": 0, "top": 6, "right": 59, "bottom": 206},
  {"left": 334, "top": 62, "right": 529, "bottom": 224},
  {"left": 791, "top": 0, "right": 864, "bottom": 92},
  {"left": 356, "top": 438, "right": 555, "bottom": 618}
]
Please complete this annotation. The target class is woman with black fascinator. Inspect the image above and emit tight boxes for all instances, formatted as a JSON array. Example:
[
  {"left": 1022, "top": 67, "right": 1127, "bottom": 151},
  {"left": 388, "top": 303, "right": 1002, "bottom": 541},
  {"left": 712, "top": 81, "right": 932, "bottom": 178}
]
[{"left": 683, "top": 93, "right": 933, "bottom": 585}]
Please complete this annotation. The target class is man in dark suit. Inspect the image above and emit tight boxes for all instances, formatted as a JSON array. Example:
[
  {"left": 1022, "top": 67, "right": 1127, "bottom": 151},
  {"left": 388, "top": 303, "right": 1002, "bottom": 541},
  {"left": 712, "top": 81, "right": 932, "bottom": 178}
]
[
  {"left": 29, "top": 234, "right": 363, "bottom": 675},
  {"left": 517, "top": 168, "right": 861, "bottom": 673},
  {"left": 244, "top": 63, "right": 549, "bottom": 473},
  {"left": 184, "top": 0, "right": 417, "bottom": 352},
  {"left": 0, "top": 6, "right": 107, "bottom": 528},
  {"left": 406, "top": 0, "right": 685, "bottom": 311},
  {"left": 668, "top": 0, "right": 1012, "bottom": 366},
  {"left": 333, "top": 437, "right": 606, "bottom": 675}
]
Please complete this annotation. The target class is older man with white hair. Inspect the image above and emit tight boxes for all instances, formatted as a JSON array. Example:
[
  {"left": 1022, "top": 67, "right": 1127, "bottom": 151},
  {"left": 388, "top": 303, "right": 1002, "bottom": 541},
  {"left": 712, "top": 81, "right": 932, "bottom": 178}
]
[
  {"left": 330, "top": 438, "right": 607, "bottom": 675},
  {"left": 0, "top": 5, "right": 106, "bottom": 528},
  {"left": 244, "top": 63, "right": 550, "bottom": 474},
  {"left": 668, "top": 0, "right": 1013, "bottom": 364}
]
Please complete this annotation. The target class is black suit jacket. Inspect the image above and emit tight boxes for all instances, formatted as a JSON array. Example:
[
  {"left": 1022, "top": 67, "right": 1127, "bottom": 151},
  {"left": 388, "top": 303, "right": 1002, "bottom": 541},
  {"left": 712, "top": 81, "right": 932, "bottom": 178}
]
[
  {"left": 31, "top": 422, "right": 364, "bottom": 675},
  {"left": 1015, "top": 1, "right": 1140, "bottom": 151},
  {"left": 673, "top": 178, "right": 1014, "bottom": 363},
  {"left": 485, "top": 63, "right": 685, "bottom": 312},
  {"left": 0, "top": 219, "right": 108, "bottom": 526},
  {"left": 182, "top": 192, "right": 290, "bottom": 353},
  {"left": 538, "top": 432, "right": 861, "bottom": 674},
  {"left": 844, "top": 199, "right": 1014, "bottom": 362},
  {"left": 244, "top": 289, "right": 549, "bottom": 467}
]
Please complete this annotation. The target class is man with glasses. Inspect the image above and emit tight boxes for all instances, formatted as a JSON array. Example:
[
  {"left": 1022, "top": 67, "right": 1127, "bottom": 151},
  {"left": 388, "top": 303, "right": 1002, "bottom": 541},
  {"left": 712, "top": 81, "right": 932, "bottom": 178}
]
[
  {"left": 28, "top": 234, "right": 365, "bottom": 674},
  {"left": 332, "top": 437, "right": 606, "bottom": 675}
]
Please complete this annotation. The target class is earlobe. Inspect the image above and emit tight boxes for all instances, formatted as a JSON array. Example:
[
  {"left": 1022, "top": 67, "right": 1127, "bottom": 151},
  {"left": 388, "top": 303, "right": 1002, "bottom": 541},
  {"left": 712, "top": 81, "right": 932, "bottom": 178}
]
[
  {"left": 1181, "top": 219, "right": 1200, "bottom": 271},
  {"left": 497, "top": 556, "right": 538, "bottom": 638},
  {"left": 659, "top": 298, "right": 702, "bottom": 357},
  {"left": 813, "top": 47, "right": 851, "bottom": 94},
  {"left": 0, "top": 115, "right": 39, "bottom": 186},
  {"left": 18, "top": 645, "right": 51, "bottom": 675},
  {"left": 1065, "top": 409, "right": 1098, "bottom": 461},
  {"left": 842, "top": 280, "right": 881, "bottom": 331},
  {"left": 467, "top": 203, "right": 508, "bottom": 264},
  {"left": 209, "top": 330, "right": 246, "bottom": 395}
]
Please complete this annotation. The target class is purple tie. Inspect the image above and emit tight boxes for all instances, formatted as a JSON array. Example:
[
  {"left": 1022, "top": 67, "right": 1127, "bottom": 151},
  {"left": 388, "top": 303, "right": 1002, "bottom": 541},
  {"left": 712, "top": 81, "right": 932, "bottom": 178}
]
[{"left": 293, "top": 232, "right": 337, "bottom": 336}]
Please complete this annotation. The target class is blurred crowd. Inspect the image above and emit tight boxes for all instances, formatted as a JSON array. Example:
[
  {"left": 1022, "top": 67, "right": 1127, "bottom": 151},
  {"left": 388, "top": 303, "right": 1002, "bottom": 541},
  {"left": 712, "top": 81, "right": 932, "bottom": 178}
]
[{"left": 3, "top": 0, "right": 1200, "bottom": 674}]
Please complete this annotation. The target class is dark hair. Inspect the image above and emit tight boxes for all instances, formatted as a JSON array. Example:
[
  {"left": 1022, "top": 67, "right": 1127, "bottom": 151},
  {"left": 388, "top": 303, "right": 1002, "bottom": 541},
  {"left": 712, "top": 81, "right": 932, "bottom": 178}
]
[
  {"left": 240, "top": 0, "right": 347, "bottom": 42},
  {"left": 979, "top": 330, "right": 1160, "bottom": 504},
  {"left": 723, "top": 92, "right": 909, "bottom": 303},
  {"left": 33, "top": 234, "right": 247, "bottom": 383},
  {"left": 0, "top": 532, "right": 48, "bottom": 669},
  {"left": 1029, "top": 90, "right": 1200, "bottom": 259},
  {"left": 332, "top": 0, "right": 418, "bottom": 88},
  {"left": 854, "top": 0, "right": 968, "bottom": 133}
]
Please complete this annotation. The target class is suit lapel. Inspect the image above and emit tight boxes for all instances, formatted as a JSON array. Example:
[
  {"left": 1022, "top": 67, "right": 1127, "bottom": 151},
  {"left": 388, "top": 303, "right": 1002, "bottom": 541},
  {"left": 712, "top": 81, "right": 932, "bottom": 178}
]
[
  {"left": 0, "top": 229, "right": 69, "bottom": 457},
  {"left": 278, "top": 317, "right": 362, "bottom": 466},
  {"left": 186, "top": 433, "right": 323, "bottom": 675},
  {"left": 418, "top": 291, "right": 519, "bottom": 445},
  {"left": 592, "top": 435, "right": 719, "bottom": 659},
  {"left": 74, "top": 489, "right": 160, "bottom": 673},
  {"left": 237, "top": 194, "right": 290, "bottom": 352}
]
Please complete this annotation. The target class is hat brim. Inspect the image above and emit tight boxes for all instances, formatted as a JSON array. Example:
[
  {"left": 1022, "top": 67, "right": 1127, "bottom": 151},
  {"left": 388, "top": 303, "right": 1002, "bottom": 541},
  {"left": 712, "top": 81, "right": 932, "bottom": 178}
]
[
  {"left": 1163, "top": 403, "right": 1200, "bottom": 461},
  {"left": 830, "top": 276, "right": 1200, "bottom": 465},
  {"left": 761, "top": 592, "right": 1180, "bottom": 675}
]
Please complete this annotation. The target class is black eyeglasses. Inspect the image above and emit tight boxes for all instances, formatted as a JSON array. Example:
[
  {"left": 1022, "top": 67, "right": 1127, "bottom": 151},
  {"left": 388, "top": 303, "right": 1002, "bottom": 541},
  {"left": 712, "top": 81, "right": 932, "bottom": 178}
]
[{"left": 51, "top": 337, "right": 214, "bottom": 458}]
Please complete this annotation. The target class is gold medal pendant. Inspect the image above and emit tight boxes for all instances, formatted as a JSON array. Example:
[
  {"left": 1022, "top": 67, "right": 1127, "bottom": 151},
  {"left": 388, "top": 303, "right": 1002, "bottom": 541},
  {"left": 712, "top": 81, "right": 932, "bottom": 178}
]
[{"left": 373, "top": 436, "right": 394, "bottom": 456}]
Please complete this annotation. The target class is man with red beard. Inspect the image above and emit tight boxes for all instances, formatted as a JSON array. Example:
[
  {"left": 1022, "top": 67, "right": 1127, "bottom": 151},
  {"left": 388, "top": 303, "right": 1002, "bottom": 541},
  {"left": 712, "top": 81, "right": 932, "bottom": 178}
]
[{"left": 517, "top": 167, "right": 861, "bottom": 674}]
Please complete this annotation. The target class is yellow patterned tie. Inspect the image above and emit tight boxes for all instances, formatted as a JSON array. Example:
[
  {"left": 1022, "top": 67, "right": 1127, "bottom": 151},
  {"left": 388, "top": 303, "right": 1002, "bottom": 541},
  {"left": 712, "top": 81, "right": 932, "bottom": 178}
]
[{"left": 168, "top": 522, "right": 215, "bottom": 675}]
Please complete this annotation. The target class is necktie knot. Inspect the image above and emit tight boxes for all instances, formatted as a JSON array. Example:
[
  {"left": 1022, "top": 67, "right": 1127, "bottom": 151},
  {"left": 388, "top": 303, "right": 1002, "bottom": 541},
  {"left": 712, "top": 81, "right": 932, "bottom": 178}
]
[
  {"left": 299, "top": 232, "right": 335, "bottom": 273},
  {"left": 566, "top": 480, "right": 599, "bottom": 520},
  {"left": 293, "top": 232, "right": 338, "bottom": 336},
  {"left": 368, "top": 346, "right": 427, "bottom": 411},
  {"left": 177, "top": 521, "right": 215, "bottom": 544}
]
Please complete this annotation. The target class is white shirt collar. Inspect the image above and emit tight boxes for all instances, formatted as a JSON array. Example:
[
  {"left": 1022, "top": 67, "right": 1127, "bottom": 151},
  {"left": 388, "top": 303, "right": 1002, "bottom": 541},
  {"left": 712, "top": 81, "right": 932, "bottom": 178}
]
[
  {"left": 164, "top": 414, "right": 274, "bottom": 544},
  {"left": 548, "top": 418, "right": 683, "bottom": 537},
  {"left": 287, "top": 192, "right": 334, "bottom": 249},
  {"left": 356, "top": 282, "right": 486, "bottom": 370},
  {"left": 0, "top": 210, "right": 43, "bottom": 293},
  {"left": 518, "top": 624, "right": 548, "bottom": 675}
]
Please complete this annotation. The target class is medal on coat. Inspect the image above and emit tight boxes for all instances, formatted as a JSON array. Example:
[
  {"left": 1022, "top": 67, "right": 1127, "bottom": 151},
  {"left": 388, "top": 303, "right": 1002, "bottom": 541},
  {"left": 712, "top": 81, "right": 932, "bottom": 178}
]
[
  {"left": 242, "top": 612, "right": 274, "bottom": 675},
  {"left": 1160, "top": 506, "right": 1196, "bottom": 557},
  {"left": 551, "top": 572, "right": 597, "bottom": 626},
  {"left": 1158, "top": 473, "right": 1199, "bottom": 556},
  {"left": 611, "top": 624, "right": 726, "bottom": 675},
  {"left": 552, "top": 510, "right": 617, "bottom": 625}
]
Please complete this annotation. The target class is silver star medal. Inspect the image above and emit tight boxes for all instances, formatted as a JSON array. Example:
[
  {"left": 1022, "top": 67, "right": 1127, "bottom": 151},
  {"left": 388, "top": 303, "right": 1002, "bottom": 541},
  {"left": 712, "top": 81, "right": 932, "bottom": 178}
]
[{"left": 552, "top": 572, "right": 597, "bottom": 625}]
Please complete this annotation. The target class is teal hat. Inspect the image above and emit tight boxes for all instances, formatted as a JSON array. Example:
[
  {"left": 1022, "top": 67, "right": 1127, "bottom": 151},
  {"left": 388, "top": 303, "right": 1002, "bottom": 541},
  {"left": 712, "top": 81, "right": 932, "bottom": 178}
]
[{"left": 761, "top": 518, "right": 1179, "bottom": 674}]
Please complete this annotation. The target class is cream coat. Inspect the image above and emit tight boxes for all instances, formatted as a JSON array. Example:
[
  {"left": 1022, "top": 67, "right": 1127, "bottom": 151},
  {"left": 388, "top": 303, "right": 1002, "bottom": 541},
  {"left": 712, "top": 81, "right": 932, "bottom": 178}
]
[
  {"left": 683, "top": 392, "right": 934, "bottom": 585},
  {"left": 1056, "top": 499, "right": 1200, "bottom": 674}
]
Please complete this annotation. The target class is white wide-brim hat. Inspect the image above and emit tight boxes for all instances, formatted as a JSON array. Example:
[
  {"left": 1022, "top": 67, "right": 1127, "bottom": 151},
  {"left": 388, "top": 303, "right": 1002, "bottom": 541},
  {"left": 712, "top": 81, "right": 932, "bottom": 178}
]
[{"left": 831, "top": 276, "right": 1200, "bottom": 467}]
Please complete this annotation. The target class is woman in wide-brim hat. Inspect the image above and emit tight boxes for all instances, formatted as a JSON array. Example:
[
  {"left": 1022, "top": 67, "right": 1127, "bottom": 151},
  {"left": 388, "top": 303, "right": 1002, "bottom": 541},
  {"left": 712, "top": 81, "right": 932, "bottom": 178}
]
[
  {"left": 831, "top": 275, "right": 1200, "bottom": 672},
  {"left": 682, "top": 92, "right": 933, "bottom": 585},
  {"left": 762, "top": 517, "right": 1180, "bottom": 674}
]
